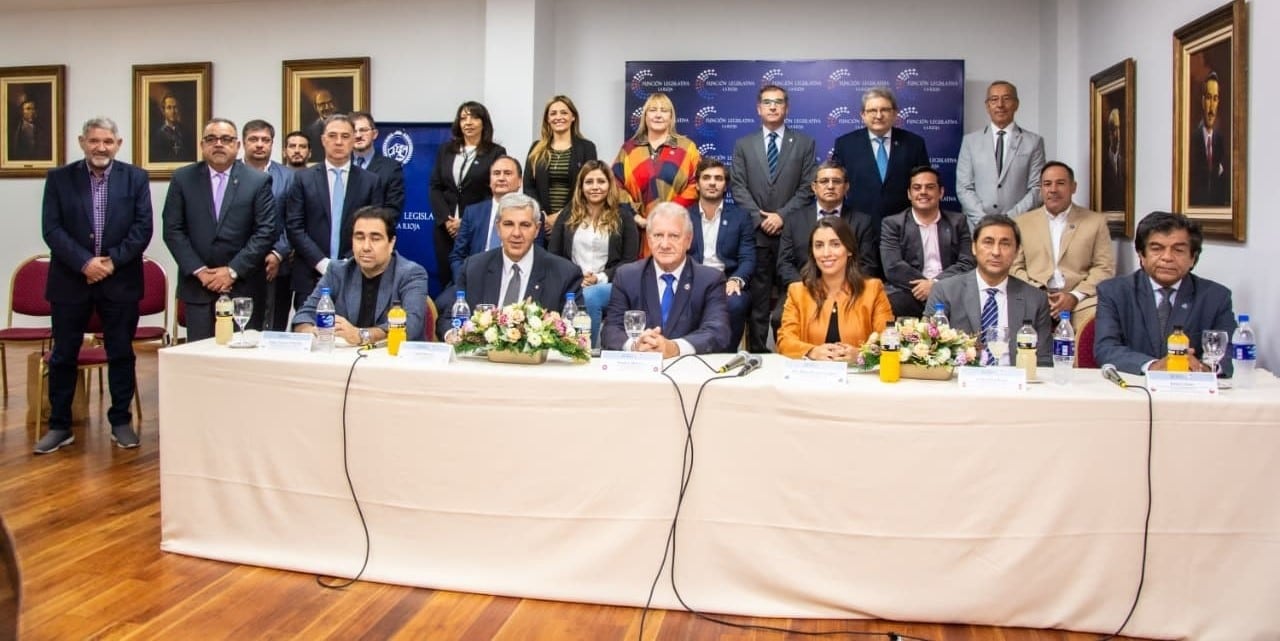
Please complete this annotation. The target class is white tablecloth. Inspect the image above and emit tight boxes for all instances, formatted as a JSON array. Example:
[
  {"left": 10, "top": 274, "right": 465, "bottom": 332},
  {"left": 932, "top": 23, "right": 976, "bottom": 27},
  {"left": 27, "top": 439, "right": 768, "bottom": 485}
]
[{"left": 158, "top": 342, "right": 1280, "bottom": 640}]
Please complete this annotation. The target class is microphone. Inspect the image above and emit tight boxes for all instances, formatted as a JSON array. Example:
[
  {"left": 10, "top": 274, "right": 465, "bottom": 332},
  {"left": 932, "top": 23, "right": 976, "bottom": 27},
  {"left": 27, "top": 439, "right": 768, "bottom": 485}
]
[
  {"left": 718, "top": 350, "right": 751, "bottom": 373},
  {"left": 1101, "top": 363, "right": 1128, "bottom": 389},
  {"left": 738, "top": 354, "right": 764, "bottom": 377}
]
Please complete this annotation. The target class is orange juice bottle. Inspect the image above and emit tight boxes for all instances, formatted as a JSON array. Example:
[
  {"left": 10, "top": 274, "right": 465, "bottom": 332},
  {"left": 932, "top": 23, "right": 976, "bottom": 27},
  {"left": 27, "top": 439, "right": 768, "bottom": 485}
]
[
  {"left": 879, "top": 321, "right": 901, "bottom": 383},
  {"left": 1166, "top": 325, "right": 1190, "bottom": 372},
  {"left": 387, "top": 301, "right": 407, "bottom": 356}
]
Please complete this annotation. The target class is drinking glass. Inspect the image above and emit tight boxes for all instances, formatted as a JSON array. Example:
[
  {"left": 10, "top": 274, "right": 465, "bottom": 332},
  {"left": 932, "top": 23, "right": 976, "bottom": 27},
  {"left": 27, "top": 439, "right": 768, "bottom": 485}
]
[
  {"left": 983, "top": 326, "right": 1009, "bottom": 365},
  {"left": 231, "top": 297, "right": 253, "bottom": 346},
  {"left": 474, "top": 303, "right": 497, "bottom": 319},
  {"left": 1201, "top": 330, "right": 1229, "bottom": 376},
  {"left": 623, "top": 310, "right": 647, "bottom": 342}
]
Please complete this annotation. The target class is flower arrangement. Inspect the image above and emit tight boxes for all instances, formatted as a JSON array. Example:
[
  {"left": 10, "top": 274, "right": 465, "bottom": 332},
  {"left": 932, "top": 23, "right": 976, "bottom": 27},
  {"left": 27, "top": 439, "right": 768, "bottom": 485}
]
[
  {"left": 856, "top": 317, "right": 980, "bottom": 369},
  {"left": 451, "top": 299, "right": 591, "bottom": 363}
]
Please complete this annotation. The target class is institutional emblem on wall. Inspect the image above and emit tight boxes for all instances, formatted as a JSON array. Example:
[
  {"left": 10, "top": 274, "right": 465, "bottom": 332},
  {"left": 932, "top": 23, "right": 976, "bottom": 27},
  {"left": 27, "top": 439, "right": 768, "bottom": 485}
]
[
  {"left": 695, "top": 69, "right": 719, "bottom": 100},
  {"left": 630, "top": 69, "right": 654, "bottom": 100},
  {"left": 896, "top": 67, "right": 919, "bottom": 90},
  {"left": 381, "top": 129, "right": 413, "bottom": 165}
]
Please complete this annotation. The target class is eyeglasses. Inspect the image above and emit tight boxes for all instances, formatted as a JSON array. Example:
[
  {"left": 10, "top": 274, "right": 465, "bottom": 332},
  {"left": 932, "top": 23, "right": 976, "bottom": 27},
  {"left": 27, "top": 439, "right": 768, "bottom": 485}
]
[
  {"left": 815, "top": 178, "right": 845, "bottom": 186},
  {"left": 863, "top": 107, "right": 895, "bottom": 115},
  {"left": 986, "top": 96, "right": 1017, "bottom": 105},
  {"left": 354, "top": 127, "right": 374, "bottom": 134},
  {"left": 202, "top": 135, "right": 236, "bottom": 145},
  {"left": 759, "top": 98, "right": 786, "bottom": 106}
]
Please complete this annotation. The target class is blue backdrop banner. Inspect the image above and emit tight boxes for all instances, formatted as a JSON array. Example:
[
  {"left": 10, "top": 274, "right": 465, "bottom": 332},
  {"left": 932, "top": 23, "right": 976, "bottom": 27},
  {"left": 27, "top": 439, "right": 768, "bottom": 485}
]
[
  {"left": 374, "top": 121, "right": 453, "bottom": 295},
  {"left": 624, "top": 59, "right": 965, "bottom": 206}
]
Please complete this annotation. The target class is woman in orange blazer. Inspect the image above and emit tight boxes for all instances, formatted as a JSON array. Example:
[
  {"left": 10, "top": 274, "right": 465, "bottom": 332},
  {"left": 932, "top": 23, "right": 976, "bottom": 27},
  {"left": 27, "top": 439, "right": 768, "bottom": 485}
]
[{"left": 777, "top": 216, "right": 894, "bottom": 360}]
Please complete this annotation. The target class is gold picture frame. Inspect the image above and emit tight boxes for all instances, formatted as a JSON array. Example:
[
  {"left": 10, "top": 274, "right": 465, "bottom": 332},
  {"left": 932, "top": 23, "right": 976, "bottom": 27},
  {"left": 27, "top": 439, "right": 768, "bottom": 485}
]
[
  {"left": 282, "top": 57, "right": 370, "bottom": 164},
  {"left": 1089, "top": 58, "right": 1135, "bottom": 238},
  {"left": 0, "top": 64, "right": 66, "bottom": 178},
  {"left": 1172, "top": 0, "right": 1248, "bottom": 241},
  {"left": 132, "top": 62, "right": 213, "bottom": 180}
]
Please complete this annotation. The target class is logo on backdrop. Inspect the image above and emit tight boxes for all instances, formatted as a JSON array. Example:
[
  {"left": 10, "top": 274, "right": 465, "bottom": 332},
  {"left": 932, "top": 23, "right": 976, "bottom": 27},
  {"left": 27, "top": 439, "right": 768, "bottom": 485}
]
[
  {"left": 381, "top": 130, "right": 414, "bottom": 165},
  {"left": 896, "top": 68, "right": 920, "bottom": 90},
  {"left": 761, "top": 68, "right": 784, "bottom": 84},
  {"left": 827, "top": 68, "right": 852, "bottom": 90},
  {"left": 697, "top": 142, "right": 723, "bottom": 161},
  {"left": 694, "top": 106, "right": 717, "bottom": 135},
  {"left": 695, "top": 69, "right": 719, "bottom": 100},
  {"left": 630, "top": 69, "right": 654, "bottom": 99},
  {"left": 826, "top": 106, "right": 853, "bottom": 129},
  {"left": 897, "top": 106, "right": 919, "bottom": 126},
  {"left": 629, "top": 106, "right": 644, "bottom": 131}
]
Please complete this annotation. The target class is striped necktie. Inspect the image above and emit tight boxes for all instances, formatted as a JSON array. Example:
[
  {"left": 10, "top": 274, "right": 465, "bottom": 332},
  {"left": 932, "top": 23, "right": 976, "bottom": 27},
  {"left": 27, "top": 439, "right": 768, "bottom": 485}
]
[
  {"left": 981, "top": 288, "right": 999, "bottom": 365},
  {"left": 766, "top": 131, "right": 779, "bottom": 178}
]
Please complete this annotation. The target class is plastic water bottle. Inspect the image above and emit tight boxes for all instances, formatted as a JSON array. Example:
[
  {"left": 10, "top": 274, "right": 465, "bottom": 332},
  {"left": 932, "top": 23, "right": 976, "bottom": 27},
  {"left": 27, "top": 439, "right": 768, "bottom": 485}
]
[
  {"left": 1232, "top": 314, "right": 1256, "bottom": 389},
  {"left": 568, "top": 296, "right": 593, "bottom": 349},
  {"left": 1047, "top": 268, "right": 1066, "bottom": 295},
  {"left": 1015, "top": 318, "right": 1038, "bottom": 381},
  {"left": 931, "top": 303, "right": 949, "bottom": 328},
  {"left": 562, "top": 293, "right": 579, "bottom": 325},
  {"left": 1052, "top": 311, "right": 1074, "bottom": 385},
  {"left": 314, "top": 287, "right": 335, "bottom": 353},
  {"left": 450, "top": 290, "right": 471, "bottom": 336}
]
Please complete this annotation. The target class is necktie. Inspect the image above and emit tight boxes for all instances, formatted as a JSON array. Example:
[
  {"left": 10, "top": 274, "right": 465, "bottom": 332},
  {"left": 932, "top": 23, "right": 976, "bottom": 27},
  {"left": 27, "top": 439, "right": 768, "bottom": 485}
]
[
  {"left": 1157, "top": 287, "right": 1174, "bottom": 337},
  {"left": 330, "top": 168, "right": 345, "bottom": 259},
  {"left": 981, "top": 287, "right": 999, "bottom": 365},
  {"left": 486, "top": 203, "right": 501, "bottom": 250},
  {"left": 875, "top": 137, "right": 888, "bottom": 182},
  {"left": 355, "top": 156, "right": 366, "bottom": 169},
  {"left": 995, "top": 130, "right": 1006, "bottom": 174},
  {"left": 766, "top": 131, "right": 779, "bottom": 179},
  {"left": 819, "top": 209, "right": 838, "bottom": 218},
  {"left": 660, "top": 273, "right": 676, "bottom": 326},
  {"left": 211, "top": 172, "right": 227, "bottom": 221},
  {"left": 502, "top": 264, "right": 523, "bottom": 306}
]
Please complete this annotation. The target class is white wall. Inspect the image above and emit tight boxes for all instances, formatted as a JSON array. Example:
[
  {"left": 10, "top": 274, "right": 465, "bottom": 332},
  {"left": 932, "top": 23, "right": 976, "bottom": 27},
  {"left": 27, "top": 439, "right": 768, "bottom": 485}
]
[
  {"left": 1076, "top": 0, "right": 1276, "bottom": 367},
  {"left": 0, "top": 0, "right": 484, "bottom": 325}
]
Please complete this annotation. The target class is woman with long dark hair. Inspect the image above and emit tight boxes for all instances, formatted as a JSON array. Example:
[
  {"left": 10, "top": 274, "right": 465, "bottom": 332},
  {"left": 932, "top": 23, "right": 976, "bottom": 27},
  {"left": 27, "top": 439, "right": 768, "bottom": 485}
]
[
  {"left": 428, "top": 101, "right": 507, "bottom": 285},
  {"left": 777, "top": 216, "right": 893, "bottom": 360}
]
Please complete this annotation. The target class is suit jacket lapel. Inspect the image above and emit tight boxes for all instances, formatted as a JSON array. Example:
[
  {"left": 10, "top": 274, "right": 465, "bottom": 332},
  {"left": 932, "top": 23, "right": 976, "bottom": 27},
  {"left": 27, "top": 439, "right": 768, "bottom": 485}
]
[
  {"left": 216, "top": 163, "right": 241, "bottom": 232},
  {"left": 688, "top": 209, "right": 705, "bottom": 263},
  {"left": 1169, "top": 275, "right": 1196, "bottom": 333},
  {"left": 999, "top": 126, "right": 1023, "bottom": 182},
  {"left": 665, "top": 262, "right": 694, "bottom": 335},
  {"left": 1135, "top": 272, "right": 1162, "bottom": 354},
  {"left": 374, "top": 256, "right": 397, "bottom": 319},
  {"left": 642, "top": 259, "right": 662, "bottom": 329},
  {"left": 902, "top": 214, "right": 923, "bottom": 270},
  {"left": 483, "top": 251, "right": 503, "bottom": 305},
  {"left": 75, "top": 163, "right": 94, "bottom": 230},
  {"left": 1058, "top": 206, "right": 1081, "bottom": 263},
  {"left": 962, "top": 276, "right": 982, "bottom": 333},
  {"left": 938, "top": 215, "right": 956, "bottom": 265},
  {"left": 527, "top": 250, "right": 549, "bottom": 305}
]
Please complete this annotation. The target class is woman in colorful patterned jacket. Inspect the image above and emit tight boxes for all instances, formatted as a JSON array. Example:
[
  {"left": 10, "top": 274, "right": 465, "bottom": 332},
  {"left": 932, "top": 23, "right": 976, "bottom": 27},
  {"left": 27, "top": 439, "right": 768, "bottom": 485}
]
[{"left": 611, "top": 92, "right": 700, "bottom": 257}]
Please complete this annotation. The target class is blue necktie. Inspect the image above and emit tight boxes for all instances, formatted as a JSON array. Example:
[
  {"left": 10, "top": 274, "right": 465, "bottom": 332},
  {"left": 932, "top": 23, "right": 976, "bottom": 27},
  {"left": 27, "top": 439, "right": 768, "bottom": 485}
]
[
  {"left": 660, "top": 274, "right": 676, "bottom": 326},
  {"left": 766, "top": 131, "right": 779, "bottom": 179},
  {"left": 330, "top": 168, "right": 346, "bottom": 259},
  {"left": 875, "top": 137, "right": 888, "bottom": 182},
  {"left": 981, "top": 287, "right": 999, "bottom": 365}
]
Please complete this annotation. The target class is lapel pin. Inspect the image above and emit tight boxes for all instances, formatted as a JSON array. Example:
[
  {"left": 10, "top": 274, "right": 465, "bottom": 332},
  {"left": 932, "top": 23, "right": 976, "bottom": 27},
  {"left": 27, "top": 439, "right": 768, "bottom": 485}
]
[{"left": 683, "top": 283, "right": 691, "bottom": 291}]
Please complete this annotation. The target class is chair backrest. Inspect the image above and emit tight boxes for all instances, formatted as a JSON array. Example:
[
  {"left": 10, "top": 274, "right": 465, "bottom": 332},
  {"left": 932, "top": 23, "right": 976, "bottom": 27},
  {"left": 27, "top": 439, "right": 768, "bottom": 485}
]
[
  {"left": 139, "top": 256, "right": 169, "bottom": 321},
  {"left": 8, "top": 254, "right": 52, "bottom": 322},
  {"left": 171, "top": 297, "right": 187, "bottom": 344},
  {"left": 425, "top": 297, "right": 438, "bottom": 342},
  {"left": 1077, "top": 318, "right": 1098, "bottom": 369}
]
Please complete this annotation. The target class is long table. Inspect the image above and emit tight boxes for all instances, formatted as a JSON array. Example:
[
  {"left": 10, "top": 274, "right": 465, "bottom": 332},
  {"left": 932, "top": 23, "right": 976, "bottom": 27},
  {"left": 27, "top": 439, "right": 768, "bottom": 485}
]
[{"left": 158, "top": 341, "right": 1280, "bottom": 640}]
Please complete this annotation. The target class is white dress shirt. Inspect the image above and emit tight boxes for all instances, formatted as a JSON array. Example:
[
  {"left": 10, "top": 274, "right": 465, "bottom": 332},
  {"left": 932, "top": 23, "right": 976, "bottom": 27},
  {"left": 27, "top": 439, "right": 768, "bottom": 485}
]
[
  {"left": 912, "top": 209, "right": 943, "bottom": 279},
  {"left": 499, "top": 250, "right": 535, "bottom": 305},
  {"left": 699, "top": 203, "right": 725, "bottom": 273},
  {"left": 571, "top": 224, "right": 610, "bottom": 283}
]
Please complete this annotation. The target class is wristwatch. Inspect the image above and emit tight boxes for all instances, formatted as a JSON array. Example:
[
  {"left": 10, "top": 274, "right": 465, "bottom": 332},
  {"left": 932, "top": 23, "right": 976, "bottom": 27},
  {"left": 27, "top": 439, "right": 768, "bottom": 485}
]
[
  {"left": 227, "top": 266, "right": 239, "bottom": 280},
  {"left": 358, "top": 328, "right": 372, "bottom": 346}
]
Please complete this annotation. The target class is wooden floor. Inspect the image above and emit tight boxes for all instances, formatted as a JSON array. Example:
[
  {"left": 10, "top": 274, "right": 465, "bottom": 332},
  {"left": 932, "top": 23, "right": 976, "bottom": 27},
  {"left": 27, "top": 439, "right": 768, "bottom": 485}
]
[{"left": 0, "top": 343, "right": 1149, "bottom": 641}]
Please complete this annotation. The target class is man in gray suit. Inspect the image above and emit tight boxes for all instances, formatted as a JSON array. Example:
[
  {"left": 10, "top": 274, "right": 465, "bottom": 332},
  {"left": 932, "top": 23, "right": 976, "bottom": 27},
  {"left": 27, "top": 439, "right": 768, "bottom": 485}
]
[
  {"left": 162, "top": 118, "right": 277, "bottom": 341},
  {"left": 731, "top": 84, "right": 816, "bottom": 352},
  {"left": 955, "top": 81, "right": 1046, "bottom": 230},
  {"left": 293, "top": 206, "right": 430, "bottom": 344},
  {"left": 926, "top": 214, "right": 1052, "bottom": 366},
  {"left": 881, "top": 166, "right": 975, "bottom": 319}
]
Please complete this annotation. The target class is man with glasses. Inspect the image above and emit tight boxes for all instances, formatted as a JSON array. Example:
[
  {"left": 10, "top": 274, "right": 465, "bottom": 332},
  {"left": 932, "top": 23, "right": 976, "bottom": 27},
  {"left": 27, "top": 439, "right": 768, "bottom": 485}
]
[
  {"left": 350, "top": 111, "right": 405, "bottom": 214},
  {"left": 832, "top": 86, "right": 930, "bottom": 225},
  {"left": 286, "top": 114, "right": 385, "bottom": 310},
  {"left": 731, "top": 84, "right": 816, "bottom": 352},
  {"left": 777, "top": 162, "right": 881, "bottom": 291},
  {"left": 241, "top": 119, "right": 299, "bottom": 330},
  {"left": 956, "top": 80, "right": 1046, "bottom": 230},
  {"left": 162, "top": 118, "right": 277, "bottom": 341}
]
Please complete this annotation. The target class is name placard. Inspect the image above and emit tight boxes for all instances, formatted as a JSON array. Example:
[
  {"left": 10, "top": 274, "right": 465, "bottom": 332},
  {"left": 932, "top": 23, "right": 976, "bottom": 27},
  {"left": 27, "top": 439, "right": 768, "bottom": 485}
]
[
  {"left": 958, "top": 366, "right": 1027, "bottom": 392},
  {"left": 781, "top": 359, "right": 847, "bottom": 387},
  {"left": 258, "top": 331, "right": 314, "bottom": 353},
  {"left": 1145, "top": 371, "right": 1219, "bottom": 396},
  {"left": 397, "top": 342, "right": 455, "bottom": 365},
  {"left": 599, "top": 350, "right": 663, "bottom": 376}
]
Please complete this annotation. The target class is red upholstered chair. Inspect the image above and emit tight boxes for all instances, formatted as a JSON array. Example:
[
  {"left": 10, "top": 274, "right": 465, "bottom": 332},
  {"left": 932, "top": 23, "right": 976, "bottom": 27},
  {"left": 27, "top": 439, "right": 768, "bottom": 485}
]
[
  {"left": 171, "top": 298, "right": 188, "bottom": 345},
  {"left": 0, "top": 255, "right": 54, "bottom": 398},
  {"left": 1077, "top": 318, "right": 1098, "bottom": 369},
  {"left": 92, "top": 256, "right": 170, "bottom": 348}
]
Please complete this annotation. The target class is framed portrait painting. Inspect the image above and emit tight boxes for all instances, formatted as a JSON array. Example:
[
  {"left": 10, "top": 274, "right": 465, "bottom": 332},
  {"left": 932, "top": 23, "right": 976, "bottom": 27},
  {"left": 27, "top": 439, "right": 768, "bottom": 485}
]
[
  {"left": 1172, "top": 0, "right": 1248, "bottom": 241},
  {"left": 0, "top": 65, "right": 66, "bottom": 178},
  {"left": 282, "top": 57, "right": 370, "bottom": 164},
  {"left": 1089, "top": 58, "right": 1135, "bottom": 238},
  {"left": 133, "top": 62, "right": 212, "bottom": 180}
]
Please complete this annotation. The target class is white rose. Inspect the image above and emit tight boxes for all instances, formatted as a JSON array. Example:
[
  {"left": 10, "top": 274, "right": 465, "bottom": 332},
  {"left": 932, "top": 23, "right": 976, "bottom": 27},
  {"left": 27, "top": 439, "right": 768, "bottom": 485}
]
[
  {"left": 528, "top": 315, "right": 544, "bottom": 331},
  {"left": 528, "top": 332, "right": 544, "bottom": 348},
  {"left": 911, "top": 342, "right": 930, "bottom": 359},
  {"left": 484, "top": 327, "right": 499, "bottom": 343}
]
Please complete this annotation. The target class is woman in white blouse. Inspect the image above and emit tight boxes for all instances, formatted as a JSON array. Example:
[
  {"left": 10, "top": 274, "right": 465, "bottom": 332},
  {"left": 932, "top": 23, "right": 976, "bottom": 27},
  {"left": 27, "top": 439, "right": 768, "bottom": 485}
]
[{"left": 547, "top": 160, "right": 640, "bottom": 346}]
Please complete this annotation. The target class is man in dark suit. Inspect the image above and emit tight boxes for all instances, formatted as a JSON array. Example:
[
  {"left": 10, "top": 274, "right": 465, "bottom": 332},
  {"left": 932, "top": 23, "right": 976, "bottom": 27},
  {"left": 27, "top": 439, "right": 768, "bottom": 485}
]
[
  {"left": 241, "top": 119, "right": 299, "bottom": 331},
  {"left": 1095, "top": 211, "right": 1236, "bottom": 375},
  {"left": 162, "top": 118, "right": 277, "bottom": 341},
  {"left": 687, "top": 158, "right": 754, "bottom": 349},
  {"left": 926, "top": 214, "right": 1053, "bottom": 366},
  {"left": 449, "top": 156, "right": 540, "bottom": 279},
  {"left": 831, "top": 86, "right": 930, "bottom": 224},
  {"left": 881, "top": 166, "right": 976, "bottom": 318},
  {"left": 38, "top": 117, "right": 152, "bottom": 453},
  {"left": 286, "top": 114, "right": 385, "bottom": 313},
  {"left": 1188, "top": 72, "right": 1230, "bottom": 207},
  {"left": 602, "top": 202, "right": 731, "bottom": 355},
  {"left": 778, "top": 162, "right": 880, "bottom": 291},
  {"left": 730, "top": 84, "right": 817, "bottom": 353},
  {"left": 440, "top": 193, "right": 581, "bottom": 339},
  {"left": 150, "top": 93, "right": 192, "bottom": 163},
  {"left": 350, "top": 112, "right": 406, "bottom": 214}
]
